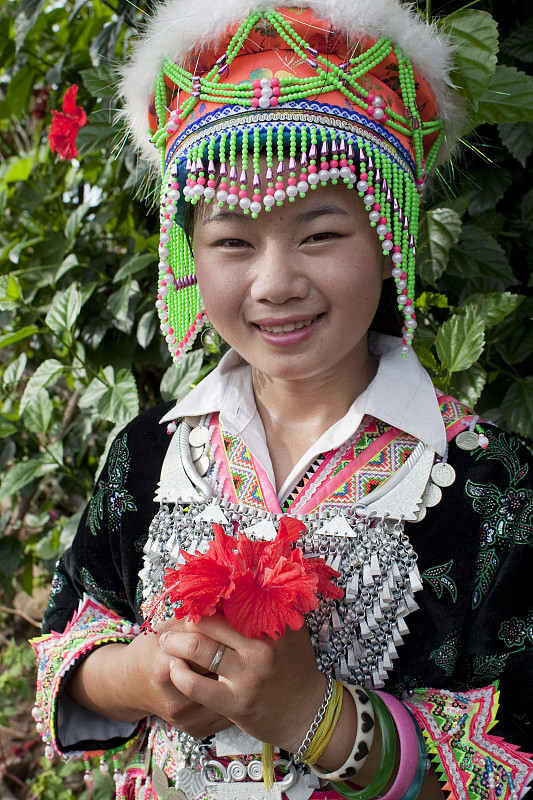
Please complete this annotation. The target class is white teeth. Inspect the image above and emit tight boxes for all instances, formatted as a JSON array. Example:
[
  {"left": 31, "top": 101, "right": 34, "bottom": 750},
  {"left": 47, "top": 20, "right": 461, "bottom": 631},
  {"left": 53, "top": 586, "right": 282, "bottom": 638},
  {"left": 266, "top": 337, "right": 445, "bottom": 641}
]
[{"left": 258, "top": 317, "right": 317, "bottom": 333}]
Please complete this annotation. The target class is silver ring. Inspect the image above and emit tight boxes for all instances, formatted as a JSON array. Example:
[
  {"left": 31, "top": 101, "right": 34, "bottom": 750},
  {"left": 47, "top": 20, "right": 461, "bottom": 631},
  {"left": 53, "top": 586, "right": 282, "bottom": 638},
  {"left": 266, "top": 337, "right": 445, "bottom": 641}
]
[{"left": 208, "top": 643, "right": 226, "bottom": 673}]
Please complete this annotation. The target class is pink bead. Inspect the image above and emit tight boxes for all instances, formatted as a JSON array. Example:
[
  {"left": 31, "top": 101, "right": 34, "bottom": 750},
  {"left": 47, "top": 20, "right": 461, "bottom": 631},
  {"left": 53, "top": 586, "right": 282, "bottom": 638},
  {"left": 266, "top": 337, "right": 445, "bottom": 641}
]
[
  {"left": 350, "top": 164, "right": 356, "bottom": 172},
  {"left": 373, "top": 203, "right": 381, "bottom": 211},
  {"left": 381, "top": 114, "right": 388, "bottom": 123},
  {"left": 166, "top": 266, "right": 173, "bottom": 273},
  {"left": 266, "top": 187, "right": 275, "bottom": 195},
  {"left": 189, "top": 180, "right": 197, "bottom": 187},
  {"left": 253, "top": 79, "right": 261, "bottom": 89},
  {"left": 219, "top": 182, "right": 228, "bottom": 191},
  {"left": 366, "top": 186, "right": 375, "bottom": 194},
  {"left": 157, "top": 294, "right": 162, "bottom": 300},
  {"left": 401, "top": 289, "right": 407, "bottom": 295},
  {"left": 416, "top": 178, "right": 425, "bottom": 185},
  {"left": 185, "top": 178, "right": 191, "bottom": 186},
  {"left": 238, "top": 189, "right": 248, "bottom": 198},
  {"left": 272, "top": 87, "right": 280, "bottom": 96},
  {"left": 339, "top": 159, "right": 348, "bottom": 167},
  {"left": 308, "top": 165, "right": 317, "bottom": 173},
  {"left": 168, "top": 328, "right": 173, "bottom": 335},
  {"left": 271, "top": 77, "right": 280, "bottom": 87},
  {"left": 320, "top": 161, "right": 329, "bottom": 170},
  {"left": 197, "top": 176, "right": 205, "bottom": 185},
  {"left": 207, "top": 179, "right": 216, "bottom": 188},
  {"left": 379, "top": 217, "right": 387, "bottom": 225},
  {"left": 164, "top": 212, "right": 170, "bottom": 219},
  {"left": 171, "top": 182, "right": 179, "bottom": 190},
  {"left": 160, "top": 280, "right": 166, "bottom": 287},
  {"left": 196, "top": 311, "right": 203, "bottom": 319},
  {"left": 275, "top": 181, "right": 284, "bottom": 189},
  {"left": 253, "top": 193, "right": 261, "bottom": 201},
  {"left": 330, "top": 159, "right": 338, "bottom": 167},
  {"left": 401, "top": 272, "right": 407, "bottom": 279},
  {"left": 405, "top": 299, "right": 412, "bottom": 305},
  {"left": 251, "top": 98, "right": 259, "bottom": 108},
  {"left": 253, "top": 88, "right": 262, "bottom": 97},
  {"left": 385, "top": 232, "right": 393, "bottom": 240},
  {"left": 288, "top": 177, "right": 297, "bottom": 185},
  {"left": 393, "top": 245, "right": 401, "bottom": 252},
  {"left": 367, "top": 93, "right": 375, "bottom": 103},
  {"left": 360, "top": 172, "right": 368, "bottom": 181},
  {"left": 270, "top": 97, "right": 278, "bottom": 106},
  {"left": 367, "top": 106, "right": 375, "bottom": 116},
  {"left": 299, "top": 173, "right": 307, "bottom": 181}
]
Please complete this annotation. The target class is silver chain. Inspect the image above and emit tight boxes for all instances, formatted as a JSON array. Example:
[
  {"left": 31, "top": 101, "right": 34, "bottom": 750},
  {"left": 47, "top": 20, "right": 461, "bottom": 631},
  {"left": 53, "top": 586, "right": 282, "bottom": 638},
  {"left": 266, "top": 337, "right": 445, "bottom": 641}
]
[{"left": 293, "top": 672, "right": 334, "bottom": 764}]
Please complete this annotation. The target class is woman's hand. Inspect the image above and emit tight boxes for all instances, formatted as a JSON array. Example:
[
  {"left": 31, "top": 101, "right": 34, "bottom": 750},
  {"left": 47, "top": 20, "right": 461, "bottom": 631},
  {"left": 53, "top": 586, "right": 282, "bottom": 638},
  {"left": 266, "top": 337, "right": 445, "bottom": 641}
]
[
  {"left": 159, "top": 614, "right": 327, "bottom": 753},
  {"left": 66, "top": 617, "right": 232, "bottom": 738}
]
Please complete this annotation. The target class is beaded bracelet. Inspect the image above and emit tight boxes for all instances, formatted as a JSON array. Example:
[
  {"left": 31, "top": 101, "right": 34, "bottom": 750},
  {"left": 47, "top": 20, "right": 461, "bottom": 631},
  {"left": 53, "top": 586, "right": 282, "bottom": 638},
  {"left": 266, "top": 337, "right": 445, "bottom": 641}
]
[
  {"left": 375, "top": 691, "right": 420, "bottom": 800},
  {"left": 310, "top": 683, "right": 375, "bottom": 781},
  {"left": 333, "top": 691, "right": 398, "bottom": 800}
]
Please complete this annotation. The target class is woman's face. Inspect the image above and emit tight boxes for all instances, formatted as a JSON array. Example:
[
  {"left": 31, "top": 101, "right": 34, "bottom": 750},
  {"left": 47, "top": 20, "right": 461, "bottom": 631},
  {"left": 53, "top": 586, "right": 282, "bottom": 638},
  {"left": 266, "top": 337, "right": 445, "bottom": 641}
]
[{"left": 193, "top": 181, "right": 390, "bottom": 387}]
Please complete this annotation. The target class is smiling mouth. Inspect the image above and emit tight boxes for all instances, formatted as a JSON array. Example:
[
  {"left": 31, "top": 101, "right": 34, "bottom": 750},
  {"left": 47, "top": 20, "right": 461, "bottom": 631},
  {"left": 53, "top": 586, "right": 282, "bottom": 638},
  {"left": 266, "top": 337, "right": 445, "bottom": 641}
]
[{"left": 256, "top": 316, "right": 320, "bottom": 333}]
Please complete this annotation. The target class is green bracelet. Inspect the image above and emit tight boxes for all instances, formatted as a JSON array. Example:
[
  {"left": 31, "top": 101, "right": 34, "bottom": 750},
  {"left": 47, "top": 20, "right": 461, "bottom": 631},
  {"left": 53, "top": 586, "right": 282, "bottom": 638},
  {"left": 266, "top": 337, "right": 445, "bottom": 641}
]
[{"left": 333, "top": 691, "right": 398, "bottom": 800}]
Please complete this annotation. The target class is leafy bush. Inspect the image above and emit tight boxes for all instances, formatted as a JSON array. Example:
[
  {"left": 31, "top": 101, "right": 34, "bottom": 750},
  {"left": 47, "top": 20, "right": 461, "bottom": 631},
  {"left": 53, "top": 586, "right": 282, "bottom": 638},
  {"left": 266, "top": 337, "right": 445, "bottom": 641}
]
[{"left": 0, "top": 0, "right": 532, "bottom": 607}]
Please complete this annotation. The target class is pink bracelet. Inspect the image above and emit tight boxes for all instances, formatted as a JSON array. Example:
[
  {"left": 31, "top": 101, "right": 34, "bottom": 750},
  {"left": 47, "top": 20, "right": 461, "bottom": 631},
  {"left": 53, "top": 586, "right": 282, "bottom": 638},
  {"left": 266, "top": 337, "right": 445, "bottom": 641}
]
[{"left": 375, "top": 691, "right": 421, "bottom": 800}]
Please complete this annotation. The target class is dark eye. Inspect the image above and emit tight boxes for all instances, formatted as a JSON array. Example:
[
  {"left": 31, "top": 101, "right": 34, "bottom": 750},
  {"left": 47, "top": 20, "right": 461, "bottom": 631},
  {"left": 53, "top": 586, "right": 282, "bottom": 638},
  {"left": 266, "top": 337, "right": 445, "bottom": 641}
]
[
  {"left": 305, "top": 232, "right": 339, "bottom": 243},
  {"left": 216, "top": 238, "right": 249, "bottom": 248}
]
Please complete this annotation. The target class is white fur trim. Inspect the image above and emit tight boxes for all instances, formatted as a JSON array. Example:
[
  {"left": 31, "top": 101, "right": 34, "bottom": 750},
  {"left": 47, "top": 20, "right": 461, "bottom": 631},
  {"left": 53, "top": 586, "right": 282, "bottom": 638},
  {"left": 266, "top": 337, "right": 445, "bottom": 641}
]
[{"left": 120, "top": 0, "right": 462, "bottom": 168}]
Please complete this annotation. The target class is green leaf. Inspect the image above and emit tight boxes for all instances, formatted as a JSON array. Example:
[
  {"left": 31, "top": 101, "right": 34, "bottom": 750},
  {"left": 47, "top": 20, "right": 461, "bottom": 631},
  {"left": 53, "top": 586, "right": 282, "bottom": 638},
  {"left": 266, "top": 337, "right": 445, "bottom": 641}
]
[
  {"left": 79, "top": 366, "right": 139, "bottom": 424},
  {"left": 415, "top": 292, "right": 449, "bottom": 311},
  {"left": 0, "top": 536, "right": 24, "bottom": 592},
  {"left": 0, "top": 419, "right": 18, "bottom": 439},
  {"left": 113, "top": 253, "right": 156, "bottom": 282},
  {"left": 55, "top": 254, "right": 80, "bottom": 281},
  {"left": 0, "top": 457, "right": 58, "bottom": 503},
  {"left": 436, "top": 306, "right": 486, "bottom": 373},
  {"left": 417, "top": 208, "right": 462, "bottom": 284},
  {"left": 14, "top": 0, "right": 46, "bottom": 51},
  {"left": 20, "top": 359, "right": 65, "bottom": 415},
  {"left": 160, "top": 350, "right": 204, "bottom": 402},
  {"left": 0, "top": 325, "right": 39, "bottom": 349},
  {"left": 64, "top": 203, "right": 91, "bottom": 245},
  {"left": 449, "top": 362, "right": 487, "bottom": 407},
  {"left": 441, "top": 10, "right": 498, "bottom": 111},
  {"left": 1, "top": 155, "right": 33, "bottom": 184},
  {"left": 466, "top": 168, "right": 513, "bottom": 217},
  {"left": 450, "top": 225, "right": 515, "bottom": 288},
  {"left": 462, "top": 292, "right": 523, "bottom": 328},
  {"left": 0, "top": 275, "right": 22, "bottom": 311},
  {"left": 23, "top": 388, "right": 54, "bottom": 435},
  {"left": 6, "top": 66, "right": 37, "bottom": 119},
  {"left": 472, "top": 66, "right": 533, "bottom": 126},
  {"left": 137, "top": 309, "right": 157, "bottom": 349},
  {"left": 501, "top": 378, "right": 533, "bottom": 439},
  {"left": 414, "top": 346, "right": 440, "bottom": 374},
  {"left": 498, "top": 123, "right": 533, "bottom": 167},
  {"left": 501, "top": 18, "right": 533, "bottom": 63},
  {"left": 81, "top": 66, "right": 117, "bottom": 99},
  {"left": 45, "top": 284, "right": 83, "bottom": 338},
  {"left": 3, "top": 353, "right": 27, "bottom": 386}
]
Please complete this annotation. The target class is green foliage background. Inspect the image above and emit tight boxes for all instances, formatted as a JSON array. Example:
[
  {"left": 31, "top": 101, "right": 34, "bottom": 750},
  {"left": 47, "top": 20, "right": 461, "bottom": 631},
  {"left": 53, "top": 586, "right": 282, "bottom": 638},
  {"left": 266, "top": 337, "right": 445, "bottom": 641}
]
[{"left": 1, "top": 0, "right": 533, "bottom": 606}]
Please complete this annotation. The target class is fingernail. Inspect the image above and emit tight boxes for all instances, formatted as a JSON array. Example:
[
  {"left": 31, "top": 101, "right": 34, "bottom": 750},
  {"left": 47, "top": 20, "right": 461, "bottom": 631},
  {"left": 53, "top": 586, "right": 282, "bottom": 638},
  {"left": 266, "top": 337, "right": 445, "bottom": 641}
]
[
  {"left": 159, "top": 632, "right": 168, "bottom": 645},
  {"left": 169, "top": 657, "right": 176, "bottom": 669}
]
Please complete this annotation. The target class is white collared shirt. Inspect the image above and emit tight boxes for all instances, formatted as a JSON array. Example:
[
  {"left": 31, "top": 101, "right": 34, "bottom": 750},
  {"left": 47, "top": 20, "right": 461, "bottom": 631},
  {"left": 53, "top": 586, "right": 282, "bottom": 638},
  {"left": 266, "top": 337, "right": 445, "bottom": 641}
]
[{"left": 160, "top": 333, "right": 446, "bottom": 503}]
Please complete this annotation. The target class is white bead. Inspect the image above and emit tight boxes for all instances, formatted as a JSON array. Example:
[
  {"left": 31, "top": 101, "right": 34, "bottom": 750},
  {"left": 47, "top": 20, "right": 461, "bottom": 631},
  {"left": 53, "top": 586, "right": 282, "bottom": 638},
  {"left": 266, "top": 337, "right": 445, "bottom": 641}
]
[
  {"left": 193, "top": 184, "right": 204, "bottom": 196},
  {"left": 340, "top": 166, "right": 351, "bottom": 179},
  {"left": 403, "top": 306, "right": 414, "bottom": 317},
  {"left": 261, "top": 87, "right": 273, "bottom": 98},
  {"left": 260, "top": 77, "right": 271, "bottom": 87},
  {"left": 227, "top": 193, "right": 238, "bottom": 205},
  {"left": 263, "top": 195, "right": 275, "bottom": 207},
  {"left": 398, "top": 295, "right": 408, "bottom": 305},
  {"left": 32, "top": 707, "right": 43, "bottom": 721},
  {"left": 239, "top": 197, "right": 251, "bottom": 209},
  {"left": 392, "top": 267, "right": 402, "bottom": 278},
  {"left": 122, "top": 623, "right": 132, "bottom": 634},
  {"left": 160, "top": 285, "right": 169, "bottom": 296},
  {"left": 297, "top": 181, "right": 309, "bottom": 192},
  {"left": 405, "top": 319, "right": 417, "bottom": 329},
  {"left": 382, "top": 240, "right": 393, "bottom": 251},
  {"left": 392, "top": 252, "right": 403, "bottom": 263},
  {"left": 166, "top": 121, "right": 178, "bottom": 132},
  {"left": 308, "top": 173, "right": 320, "bottom": 185},
  {"left": 158, "top": 246, "right": 169, "bottom": 257},
  {"left": 217, "top": 190, "right": 228, "bottom": 202},
  {"left": 369, "top": 211, "right": 380, "bottom": 222},
  {"left": 377, "top": 224, "right": 388, "bottom": 236},
  {"left": 45, "top": 745, "right": 54, "bottom": 760},
  {"left": 203, "top": 187, "right": 215, "bottom": 199},
  {"left": 259, "top": 97, "right": 270, "bottom": 109},
  {"left": 165, "top": 334, "right": 175, "bottom": 343},
  {"left": 404, "top": 331, "right": 415, "bottom": 341},
  {"left": 156, "top": 299, "right": 166, "bottom": 310},
  {"left": 100, "top": 762, "right": 109, "bottom": 775},
  {"left": 318, "top": 170, "right": 329, "bottom": 182},
  {"left": 161, "top": 322, "right": 170, "bottom": 332},
  {"left": 167, "top": 205, "right": 177, "bottom": 215},
  {"left": 286, "top": 185, "right": 298, "bottom": 197},
  {"left": 373, "top": 108, "right": 385, "bottom": 121},
  {"left": 356, "top": 180, "right": 368, "bottom": 192},
  {"left": 274, "top": 189, "right": 286, "bottom": 202},
  {"left": 348, "top": 173, "right": 357, "bottom": 183},
  {"left": 250, "top": 201, "right": 262, "bottom": 214},
  {"left": 167, "top": 190, "right": 180, "bottom": 202},
  {"left": 329, "top": 168, "right": 340, "bottom": 180},
  {"left": 163, "top": 218, "right": 175, "bottom": 229},
  {"left": 160, "top": 232, "right": 171, "bottom": 244},
  {"left": 396, "top": 280, "right": 407, "bottom": 290},
  {"left": 372, "top": 96, "right": 384, "bottom": 107},
  {"left": 158, "top": 261, "right": 168, "bottom": 269},
  {"left": 173, "top": 355, "right": 180, "bottom": 364},
  {"left": 183, "top": 185, "right": 191, "bottom": 198},
  {"left": 363, "top": 194, "right": 374, "bottom": 205},
  {"left": 401, "top": 345, "right": 409, "bottom": 354}
]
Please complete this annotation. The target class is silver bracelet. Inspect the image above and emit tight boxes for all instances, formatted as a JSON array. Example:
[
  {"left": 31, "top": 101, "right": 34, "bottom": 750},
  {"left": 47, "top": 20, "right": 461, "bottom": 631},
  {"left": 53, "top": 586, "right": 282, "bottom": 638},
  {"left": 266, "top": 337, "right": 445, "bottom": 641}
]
[
  {"left": 292, "top": 673, "right": 334, "bottom": 765},
  {"left": 310, "top": 683, "right": 376, "bottom": 781}
]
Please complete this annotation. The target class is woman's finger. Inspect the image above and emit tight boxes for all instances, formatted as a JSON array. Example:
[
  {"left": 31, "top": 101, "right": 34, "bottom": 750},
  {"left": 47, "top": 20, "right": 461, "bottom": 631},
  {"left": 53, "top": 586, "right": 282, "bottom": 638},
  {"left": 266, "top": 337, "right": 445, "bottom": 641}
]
[{"left": 160, "top": 628, "right": 236, "bottom": 679}]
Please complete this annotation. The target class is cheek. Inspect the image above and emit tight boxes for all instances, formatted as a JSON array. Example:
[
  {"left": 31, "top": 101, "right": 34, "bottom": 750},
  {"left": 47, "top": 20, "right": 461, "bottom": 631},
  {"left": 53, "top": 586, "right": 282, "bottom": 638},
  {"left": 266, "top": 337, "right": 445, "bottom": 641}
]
[{"left": 195, "top": 259, "right": 245, "bottom": 331}]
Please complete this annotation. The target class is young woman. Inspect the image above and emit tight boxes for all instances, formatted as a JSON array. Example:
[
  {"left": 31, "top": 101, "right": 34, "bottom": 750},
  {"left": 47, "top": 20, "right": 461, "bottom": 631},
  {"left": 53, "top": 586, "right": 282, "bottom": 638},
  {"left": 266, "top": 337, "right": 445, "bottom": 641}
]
[{"left": 33, "top": 2, "right": 533, "bottom": 799}]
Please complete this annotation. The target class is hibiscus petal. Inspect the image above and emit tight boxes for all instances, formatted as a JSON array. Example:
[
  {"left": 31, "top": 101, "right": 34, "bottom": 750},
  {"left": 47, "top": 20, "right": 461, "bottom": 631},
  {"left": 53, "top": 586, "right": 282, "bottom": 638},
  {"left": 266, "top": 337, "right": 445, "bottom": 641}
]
[
  {"left": 223, "top": 572, "right": 308, "bottom": 639},
  {"left": 303, "top": 556, "right": 344, "bottom": 599},
  {"left": 163, "top": 557, "right": 233, "bottom": 621}
]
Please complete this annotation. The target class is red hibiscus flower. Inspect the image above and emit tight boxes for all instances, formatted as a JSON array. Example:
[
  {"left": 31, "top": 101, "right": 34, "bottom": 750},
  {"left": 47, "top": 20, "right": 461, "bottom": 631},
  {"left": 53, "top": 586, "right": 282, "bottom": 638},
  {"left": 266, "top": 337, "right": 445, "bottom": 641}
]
[
  {"left": 150, "top": 517, "right": 343, "bottom": 640},
  {"left": 49, "top": 85, "right": 87, "bottom": 161}
]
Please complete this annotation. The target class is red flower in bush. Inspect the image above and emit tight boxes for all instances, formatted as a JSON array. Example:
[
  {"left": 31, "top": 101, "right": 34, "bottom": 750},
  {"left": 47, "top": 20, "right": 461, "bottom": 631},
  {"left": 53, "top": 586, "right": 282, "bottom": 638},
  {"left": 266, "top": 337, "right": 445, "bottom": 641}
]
[
  {"left": 152, "top": 517, "right": 343, "bottom": 640},
  {"left": 49, "top": 85, "right": 87, "bottom": 160}
]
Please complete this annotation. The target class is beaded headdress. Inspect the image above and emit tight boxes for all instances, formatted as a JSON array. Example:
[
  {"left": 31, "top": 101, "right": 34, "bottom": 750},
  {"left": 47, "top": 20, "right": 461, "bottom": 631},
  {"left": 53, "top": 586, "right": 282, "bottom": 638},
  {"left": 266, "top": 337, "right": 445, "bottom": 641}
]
[{"left": 121, "top": 0, "right": 462, "bottom": 363}]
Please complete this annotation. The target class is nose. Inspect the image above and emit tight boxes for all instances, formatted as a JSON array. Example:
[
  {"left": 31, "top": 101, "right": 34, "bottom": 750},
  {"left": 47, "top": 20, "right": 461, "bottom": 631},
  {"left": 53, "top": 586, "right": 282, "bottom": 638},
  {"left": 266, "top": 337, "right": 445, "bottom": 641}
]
[{"left": 249, "top": 242, "right": 309, "bottom": 304}]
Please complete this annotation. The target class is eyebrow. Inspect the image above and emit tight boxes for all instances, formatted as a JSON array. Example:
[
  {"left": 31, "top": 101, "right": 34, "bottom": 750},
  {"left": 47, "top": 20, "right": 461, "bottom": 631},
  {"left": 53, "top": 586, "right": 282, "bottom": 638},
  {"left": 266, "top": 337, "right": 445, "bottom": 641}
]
[{"left": 201, "top": 202, "right": 350, "bottom": 227}]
